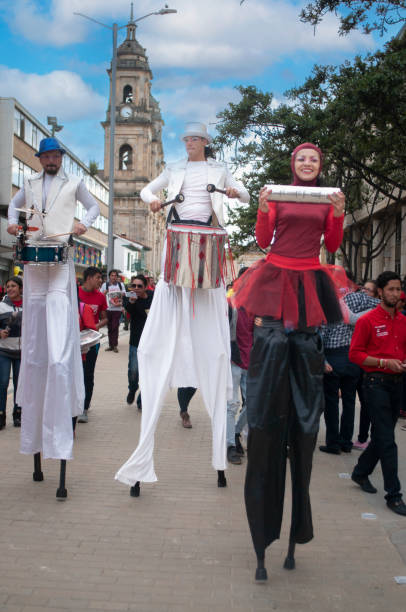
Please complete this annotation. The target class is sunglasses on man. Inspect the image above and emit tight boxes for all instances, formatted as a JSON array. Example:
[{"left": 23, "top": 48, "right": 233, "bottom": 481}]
[{"left": 130, "top": 284, "right": 144, "bottom": 289}]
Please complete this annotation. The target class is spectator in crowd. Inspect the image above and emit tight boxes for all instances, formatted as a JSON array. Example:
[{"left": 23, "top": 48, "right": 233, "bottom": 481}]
[
  {"left": 349, "top": 271, "right": 406, "bottom": 516},
  {"left": 101, "top": 270, "right": 126, "bottom": 353},
  {"left": 0, "top": 276, "right": 23, "bottom": 430},
  {"left": 77, "top": 267, "right": 108, "bottom": 423},
  {"left": 226, "top": 302, "right": 253, "bottom": 464},
  {"left": 320, "top": 290, "right": 379, "bottom": 455},
  {"left": 125, "top": 275, "right": 153, "bottom": 409},
  {"left": 354, "top": 279, "right": 381, "bottom": 450}
]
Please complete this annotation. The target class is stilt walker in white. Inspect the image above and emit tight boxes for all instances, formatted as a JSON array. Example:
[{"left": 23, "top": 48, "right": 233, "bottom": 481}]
[
  {"left": 8, "top": 137, "right": 99, "bottom": 499},
  {"left": 115, "top": 122, "right": 250, "bottom": 495}
]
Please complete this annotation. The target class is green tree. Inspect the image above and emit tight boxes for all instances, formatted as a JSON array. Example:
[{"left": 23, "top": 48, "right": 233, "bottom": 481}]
[
  {"left": 215, "top": 38, "right": 406, "bottom": 280},
  {"left": 300, "top": 0, "right": 406, "bottom": 36}
]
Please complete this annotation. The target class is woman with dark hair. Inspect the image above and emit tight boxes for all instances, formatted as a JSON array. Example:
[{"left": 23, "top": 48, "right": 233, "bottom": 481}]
[
  {"left": 231, "top": 143, "right": 349, "bottom": 580},
  {"left": 0, "top": 276, "right": 23, "bottom": 429}
]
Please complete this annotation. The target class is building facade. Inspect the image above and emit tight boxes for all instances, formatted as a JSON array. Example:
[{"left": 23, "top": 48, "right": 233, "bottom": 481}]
[
  {"left": 101, "top": 17, "right": 166, "bottom": 278},
  {"left": 0, "top": 97, "right": 109, "bottom": 285}
]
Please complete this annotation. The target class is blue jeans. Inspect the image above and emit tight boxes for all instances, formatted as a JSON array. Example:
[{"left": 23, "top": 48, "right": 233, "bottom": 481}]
[
  {"left": 0, "top": 353, "right": 21, "bottom": 414},
  {"left": 128, "top": 344, "right": 142, "bottom": 407},
  {"left": 226, "top": 362, "right": 247, "bottom": 447}
]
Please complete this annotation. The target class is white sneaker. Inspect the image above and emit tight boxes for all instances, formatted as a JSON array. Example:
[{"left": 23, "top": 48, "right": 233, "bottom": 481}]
[{"left": 77, "top": 411, "right": 88, "bottom": 423}]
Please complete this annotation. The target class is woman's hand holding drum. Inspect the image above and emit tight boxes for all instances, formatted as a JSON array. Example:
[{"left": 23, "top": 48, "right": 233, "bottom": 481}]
[{"left": 258, "top": 186, "right": 270, "bottom": 213}]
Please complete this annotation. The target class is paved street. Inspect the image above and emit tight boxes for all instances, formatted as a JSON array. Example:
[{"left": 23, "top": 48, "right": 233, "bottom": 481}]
[{"left": 1, "top": 331, "right": 406, "bottom": 611}]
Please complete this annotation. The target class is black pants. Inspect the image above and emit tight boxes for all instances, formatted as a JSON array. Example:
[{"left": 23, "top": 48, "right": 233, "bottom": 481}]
[
  {"left": 323, "top": 347, "right": 360, "bottom": 450},
  {"left": 178, "top": 387, "right": 196, "bottom": 413},
  {"left": 357, "top": 374, "right": 371, "bottom": 443},
  {"left": 353, "top": 373, "right": 402, "bottom": 501},
  {"left": 245, "top": 320, "right": 324, "bottom": 559},
  {"left": 83, "top": 344, "right": 99, "bottom": 411}
]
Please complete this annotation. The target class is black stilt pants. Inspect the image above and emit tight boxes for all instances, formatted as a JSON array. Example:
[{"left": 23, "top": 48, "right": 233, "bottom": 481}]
[{"left": 244, "top": 320, "right": 324, "bottom": 559}]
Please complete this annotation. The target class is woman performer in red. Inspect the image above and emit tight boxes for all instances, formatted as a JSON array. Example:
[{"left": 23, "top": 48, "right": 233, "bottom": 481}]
[{"left": 232, "top": 143, "right": 347, "bottom": 581}]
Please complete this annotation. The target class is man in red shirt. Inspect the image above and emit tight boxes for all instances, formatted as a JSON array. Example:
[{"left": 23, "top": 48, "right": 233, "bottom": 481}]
[
  {"left": 349, "top": 271, "right": 406, "bottom": 515},
  {"left": 77, "top": 267, "right": 108, "bottom": 423}
]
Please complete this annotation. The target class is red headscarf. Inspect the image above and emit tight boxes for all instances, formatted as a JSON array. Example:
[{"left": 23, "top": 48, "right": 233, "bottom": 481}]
[{"left": 291, "top": 142, "right": 323, "bottom": 187}]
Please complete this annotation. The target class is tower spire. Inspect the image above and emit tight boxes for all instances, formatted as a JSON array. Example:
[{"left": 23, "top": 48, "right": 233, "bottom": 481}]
[{"left": 126, "top": 2, "right": 136, "bottom": 40}]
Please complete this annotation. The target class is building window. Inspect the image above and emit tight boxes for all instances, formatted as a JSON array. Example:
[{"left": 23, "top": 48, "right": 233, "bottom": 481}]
[
  {"left": 119, "top": 144, "right": 133, "bottom": 171},
  {"left": 123, "top": 85, "right": 133, "bottom": 103},
  {"left": 12, "top": 157, "right": 35, "bottom": 188}
]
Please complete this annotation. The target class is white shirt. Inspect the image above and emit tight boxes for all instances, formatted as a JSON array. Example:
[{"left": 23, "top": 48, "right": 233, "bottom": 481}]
[{"left": 175, "top": 162, "right": 212, "bottom": 223}]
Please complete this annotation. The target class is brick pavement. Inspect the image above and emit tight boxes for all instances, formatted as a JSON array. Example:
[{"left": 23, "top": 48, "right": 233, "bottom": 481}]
[{"left": 1, "top": 331, "right": 406, "bottom": 611}]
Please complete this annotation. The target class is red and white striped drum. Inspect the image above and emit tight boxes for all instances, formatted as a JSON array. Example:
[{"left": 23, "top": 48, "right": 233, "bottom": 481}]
[{"left": 164, "top": 223, "right": 228, "bottom": 289}]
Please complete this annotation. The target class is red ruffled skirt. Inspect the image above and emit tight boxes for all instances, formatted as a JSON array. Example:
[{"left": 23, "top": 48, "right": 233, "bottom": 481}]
[{"left": 231, "top": 257, "right": 354, "bottom": 329}]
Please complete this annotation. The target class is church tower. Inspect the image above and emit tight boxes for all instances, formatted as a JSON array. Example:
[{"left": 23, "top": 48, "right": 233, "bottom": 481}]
[{"left": 101, "top": 11, "right": 165, "bottom": 276}]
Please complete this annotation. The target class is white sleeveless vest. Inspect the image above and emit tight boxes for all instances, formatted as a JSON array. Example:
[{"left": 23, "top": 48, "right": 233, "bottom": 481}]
[{"left": 24, "top": 168, "right": 81, "bottom": 242}]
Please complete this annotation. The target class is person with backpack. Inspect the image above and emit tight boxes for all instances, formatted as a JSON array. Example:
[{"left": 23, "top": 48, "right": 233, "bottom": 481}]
[{"left": 101, "top": 269, "right": 126, "bottom": 353}]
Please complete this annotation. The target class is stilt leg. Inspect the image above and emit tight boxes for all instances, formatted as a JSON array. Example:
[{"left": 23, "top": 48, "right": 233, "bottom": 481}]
[
  {"left": 33, "top": 452, "right": 44, "bottom": 481},
  {"left": 56, "top": 459, "right": 67, "bottom": 500},
  {"left": 217, "top": 470, "right": 227, "bottom": 487},
  {"left": 283, "top": 535, "right": 296, "bottom": 570},
  {"left": 255, "top": 555, "right": 268, "bottom": 581},
  {"left": 130, "top": 481, "right": 140, "bottom": 497}
]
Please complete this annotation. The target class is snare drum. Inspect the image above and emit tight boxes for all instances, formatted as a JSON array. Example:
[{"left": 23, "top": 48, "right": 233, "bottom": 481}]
[
  {"left": 14, "top": 238, "right": 69, "bottom": 265},
  {"left": 164, "top": 223, "right": 228, "bottom": 289}
]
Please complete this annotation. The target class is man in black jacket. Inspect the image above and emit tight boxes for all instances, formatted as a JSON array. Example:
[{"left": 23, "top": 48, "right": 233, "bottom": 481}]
[{"left": 125, "top": 275, "right": 153, "bottom": 408}]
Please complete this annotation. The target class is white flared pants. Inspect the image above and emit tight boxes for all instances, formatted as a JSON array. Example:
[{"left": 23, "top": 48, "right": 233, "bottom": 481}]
[
  {"left": 18, "top": 260, "right": 84, "bottom": 460},
  {"left": 115, "top": 279, "right": 232, "bottom": 485}
]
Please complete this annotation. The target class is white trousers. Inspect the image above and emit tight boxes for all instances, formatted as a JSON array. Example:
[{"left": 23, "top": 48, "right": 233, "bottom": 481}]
[
  {"left": 115, "top": 279, "right": 232, "bottom": 485},
  {"left": 18, "top": 260, "right": 84, "bottom": 460}
]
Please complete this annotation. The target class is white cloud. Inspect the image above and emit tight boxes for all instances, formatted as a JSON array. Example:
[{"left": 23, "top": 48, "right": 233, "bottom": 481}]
[
  {"left": 158, "top": 84, "right": 242, "bottom": 128},
  {"left": 0, "top": 66, "right": 106, "bottom": 122},
  {"left": 6, "top": 0, "right": 374, "bottom": 74}
]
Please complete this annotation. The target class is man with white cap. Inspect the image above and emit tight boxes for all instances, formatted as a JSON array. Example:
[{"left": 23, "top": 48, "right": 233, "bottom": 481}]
[
  {"left": 7, "top": 137, "right": 99, "bottom": 492},
  {"left": 115, "top": 122, "right": 249, "bottom": 494}
]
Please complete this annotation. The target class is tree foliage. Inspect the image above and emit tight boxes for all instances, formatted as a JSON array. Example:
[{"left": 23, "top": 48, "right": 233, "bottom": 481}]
[
  {"left": 300, "top": 0, "right": 406, "bottom": 36},
  {"left": 215, "top": 37, "right": 406, "bottom": 280}
]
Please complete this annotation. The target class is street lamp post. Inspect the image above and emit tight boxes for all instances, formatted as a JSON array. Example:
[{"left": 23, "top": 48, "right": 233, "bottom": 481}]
[{"left": 74, "top": 4, "right": 176, "bottom": 273}]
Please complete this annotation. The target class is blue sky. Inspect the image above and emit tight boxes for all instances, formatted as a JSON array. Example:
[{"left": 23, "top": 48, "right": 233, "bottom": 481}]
[{"left": 0, "top": 0, "right": 400, "bottom": 170}]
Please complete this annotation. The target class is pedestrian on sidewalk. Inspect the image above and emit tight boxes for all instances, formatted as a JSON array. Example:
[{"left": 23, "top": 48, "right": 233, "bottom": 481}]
[
  {"left": 77, "top": 267, "right": 108, "bottom": 423},
  {"left": 226, "top": 301, "right": 253, "bottom": 465},
  {"left": 319, "top": 289, "right": 379, "bottom": 455},
  {"left": 349, "top": 271, "right": 406, "bottom": 516},
  {"left": 0, "top": 276, "right": 23, "bottom": 430},
  {"left": 125, "top": 275, "right": 153, "bottom": 410},
  {"left": 102, "top": 270, "right": 125, "bottom": 353}
]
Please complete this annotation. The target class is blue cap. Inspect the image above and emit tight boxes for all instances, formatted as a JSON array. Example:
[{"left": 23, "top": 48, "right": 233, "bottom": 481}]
[{"left": 35, "top": 137, "right": 66, "bottom": 157}]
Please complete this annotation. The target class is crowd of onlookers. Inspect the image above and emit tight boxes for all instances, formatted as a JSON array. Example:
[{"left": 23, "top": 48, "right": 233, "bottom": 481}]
[{"left": 2, "top": 269, "right": 406, "bottom": 478}]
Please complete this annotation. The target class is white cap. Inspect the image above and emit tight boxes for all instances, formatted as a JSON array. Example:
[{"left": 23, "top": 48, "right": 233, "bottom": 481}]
[{"left": 180, "top": 122, "right": 212, "bottom": 143}]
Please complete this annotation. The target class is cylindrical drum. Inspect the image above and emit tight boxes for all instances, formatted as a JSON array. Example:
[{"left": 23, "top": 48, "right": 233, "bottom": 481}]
[{"left": 265, "top": 185, "right": 341, "bottom": 203}]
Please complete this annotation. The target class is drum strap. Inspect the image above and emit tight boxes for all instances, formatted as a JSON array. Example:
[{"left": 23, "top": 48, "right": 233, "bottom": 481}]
[{"left": 166, "top": 206, "right": 214, "bottom": 228}]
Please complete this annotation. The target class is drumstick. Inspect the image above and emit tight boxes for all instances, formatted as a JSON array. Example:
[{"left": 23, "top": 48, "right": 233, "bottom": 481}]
[
  {"left": 43, "top": 232, "right": 72, "bottom": 239},
  {"left": 207, "top": 184, "right": 227, "bottom": 195},
  {"left": 14, "top": 208, "right": 46, "bottom": 216},
  {"left": 160, "top": 193, "right": 185, "bottom": 209}
]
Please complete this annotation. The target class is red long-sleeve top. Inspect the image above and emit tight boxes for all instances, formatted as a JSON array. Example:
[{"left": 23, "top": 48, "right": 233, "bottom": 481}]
[
  {"left": 349, "top": 305, "right": 406, "bottom": 373},
  {"left": 256, "top": 201, "right": 344, "bottom": 270}
]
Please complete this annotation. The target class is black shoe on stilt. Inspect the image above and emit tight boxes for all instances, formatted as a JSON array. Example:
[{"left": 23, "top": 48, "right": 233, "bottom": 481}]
[
  {"left": 0, "top": 411, "right": 5, "bottom": 430},
  {"left": 13, "top": 407, "right": 21, "bottom": 427}
]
